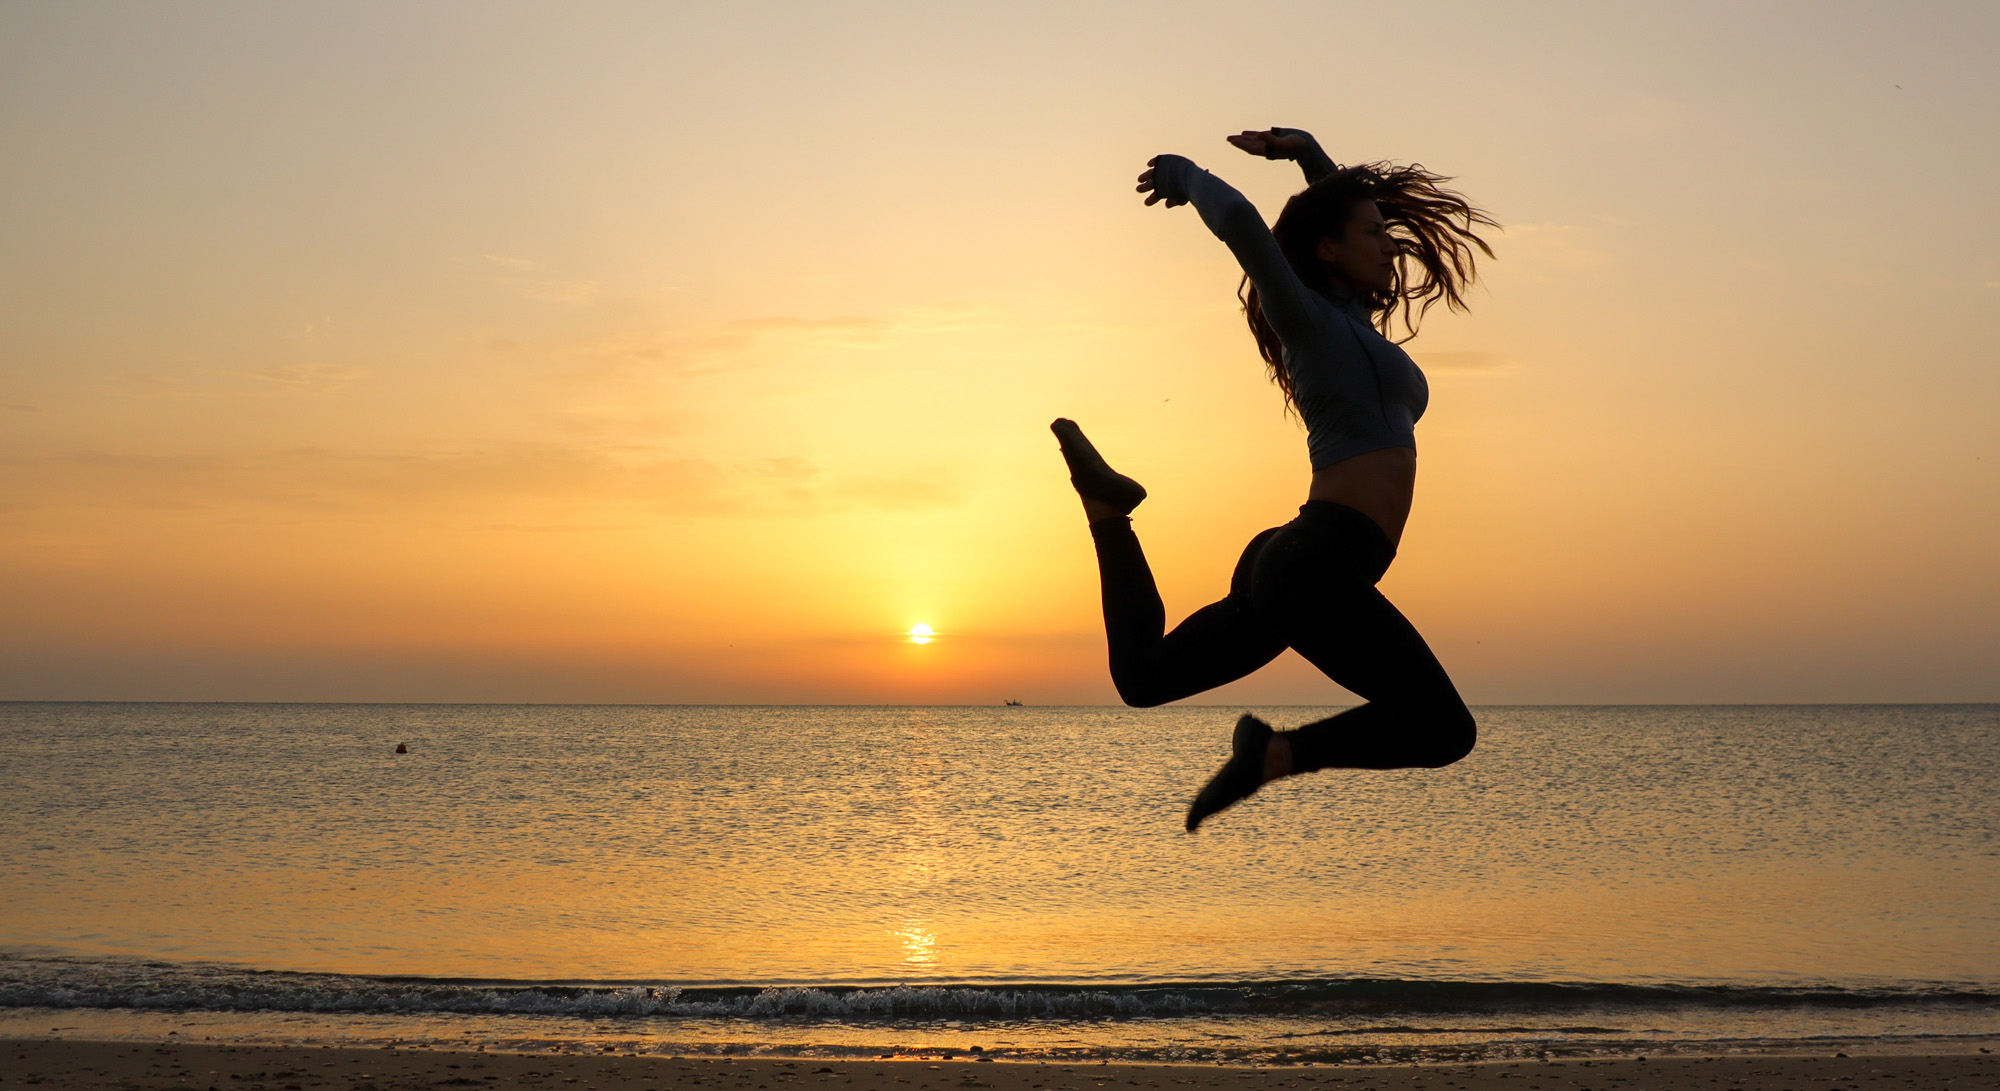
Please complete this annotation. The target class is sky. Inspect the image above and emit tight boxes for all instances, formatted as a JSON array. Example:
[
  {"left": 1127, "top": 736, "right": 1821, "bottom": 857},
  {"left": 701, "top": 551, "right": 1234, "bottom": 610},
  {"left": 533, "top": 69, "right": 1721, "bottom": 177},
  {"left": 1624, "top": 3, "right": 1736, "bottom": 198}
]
[{"left": 2, "top": 1, "right": 1996, "bottom": 704}]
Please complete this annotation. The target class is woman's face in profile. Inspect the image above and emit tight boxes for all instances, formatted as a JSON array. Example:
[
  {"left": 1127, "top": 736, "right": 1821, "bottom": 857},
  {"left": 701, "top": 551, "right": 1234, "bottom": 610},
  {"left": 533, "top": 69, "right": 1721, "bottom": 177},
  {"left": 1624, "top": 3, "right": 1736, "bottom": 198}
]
[{"left": 1317, "top": 200, "right": 1398, "bottom": 294}]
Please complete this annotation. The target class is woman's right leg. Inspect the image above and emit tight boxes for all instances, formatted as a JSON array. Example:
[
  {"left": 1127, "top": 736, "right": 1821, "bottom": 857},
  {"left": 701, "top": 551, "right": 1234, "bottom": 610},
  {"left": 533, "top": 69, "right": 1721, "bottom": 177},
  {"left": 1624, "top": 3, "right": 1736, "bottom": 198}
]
[
  {"left": 1092, "top": 517, "right": 1287, "bottom": 707},
  {"left": 1275, "top": 586, "right": 1477, "bottom": 770},
  {"left": 1184, "top": 502, "right": 1475, "bottom": 830},
  {"left": 1053, "top": 418, "right": 1285, "bottom": 707},
  {"left": 1252, "top": 504, "right": 1476, "bottom": 771}
]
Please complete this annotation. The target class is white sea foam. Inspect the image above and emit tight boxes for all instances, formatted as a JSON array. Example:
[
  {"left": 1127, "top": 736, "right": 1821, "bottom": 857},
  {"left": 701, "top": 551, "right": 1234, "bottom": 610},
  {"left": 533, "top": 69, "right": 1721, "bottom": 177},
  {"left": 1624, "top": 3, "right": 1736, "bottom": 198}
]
[{"left": 4, "top": 956, "right": 1995, "bottom": 1021}]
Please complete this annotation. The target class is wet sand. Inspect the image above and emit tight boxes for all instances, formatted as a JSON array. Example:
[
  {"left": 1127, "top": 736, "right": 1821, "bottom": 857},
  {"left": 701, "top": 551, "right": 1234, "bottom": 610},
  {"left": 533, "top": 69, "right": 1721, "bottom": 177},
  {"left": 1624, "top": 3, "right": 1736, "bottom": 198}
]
[{"left": 4, "top": 1040, "right": 1996, "bottom": 1091}]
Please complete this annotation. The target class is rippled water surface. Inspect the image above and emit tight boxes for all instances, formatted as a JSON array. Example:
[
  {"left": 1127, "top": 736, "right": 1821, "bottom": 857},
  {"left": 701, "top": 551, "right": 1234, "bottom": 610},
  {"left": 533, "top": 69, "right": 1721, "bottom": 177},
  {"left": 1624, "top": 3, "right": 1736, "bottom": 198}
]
[{"left": 2, "top": 702, "right": 1996, "bottom": 1059}]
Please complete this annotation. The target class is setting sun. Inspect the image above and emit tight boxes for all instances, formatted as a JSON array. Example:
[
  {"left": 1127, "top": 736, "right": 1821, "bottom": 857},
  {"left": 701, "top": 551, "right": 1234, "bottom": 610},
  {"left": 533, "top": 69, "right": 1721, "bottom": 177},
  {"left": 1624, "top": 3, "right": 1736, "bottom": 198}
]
[{"left": 909, "top": 624, "right": 934, "bottom": 645}]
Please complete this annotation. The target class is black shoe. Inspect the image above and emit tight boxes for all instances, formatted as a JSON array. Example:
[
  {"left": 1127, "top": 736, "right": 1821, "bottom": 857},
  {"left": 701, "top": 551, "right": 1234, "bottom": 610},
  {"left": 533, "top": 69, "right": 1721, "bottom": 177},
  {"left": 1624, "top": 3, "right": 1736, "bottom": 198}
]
[
  {"left": 1050, "top": 418, "right": 1146, "bottom": 515},
  {"left": 1185, "top": 714, "right": 1273, "bottom": 832}
]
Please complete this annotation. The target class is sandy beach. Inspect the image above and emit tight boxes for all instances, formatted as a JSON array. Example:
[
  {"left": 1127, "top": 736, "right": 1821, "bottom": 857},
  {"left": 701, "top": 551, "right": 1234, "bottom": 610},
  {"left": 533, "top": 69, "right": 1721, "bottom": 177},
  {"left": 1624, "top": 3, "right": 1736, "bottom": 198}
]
[{"left": 5, "top": 1040, "right": 1996, "bottom": 1091}]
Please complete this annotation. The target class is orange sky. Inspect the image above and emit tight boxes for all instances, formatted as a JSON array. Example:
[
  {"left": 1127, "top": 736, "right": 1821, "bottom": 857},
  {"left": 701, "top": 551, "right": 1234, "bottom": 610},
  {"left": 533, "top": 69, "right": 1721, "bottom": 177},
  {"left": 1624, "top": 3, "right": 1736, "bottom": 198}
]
[{"left": 3, "top": 3, "right": 1996, "bottom": 702}]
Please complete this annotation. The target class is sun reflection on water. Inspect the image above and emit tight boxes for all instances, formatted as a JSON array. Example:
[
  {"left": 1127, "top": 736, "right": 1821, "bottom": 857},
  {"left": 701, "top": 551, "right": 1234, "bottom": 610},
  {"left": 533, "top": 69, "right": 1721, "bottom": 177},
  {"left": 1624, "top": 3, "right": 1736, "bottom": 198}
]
[
  {"left": 886, "top": 715, "right": 946, "bottom": 973},
  {"left": 892, "top": 914, "right": 938, "bottom": 966}
]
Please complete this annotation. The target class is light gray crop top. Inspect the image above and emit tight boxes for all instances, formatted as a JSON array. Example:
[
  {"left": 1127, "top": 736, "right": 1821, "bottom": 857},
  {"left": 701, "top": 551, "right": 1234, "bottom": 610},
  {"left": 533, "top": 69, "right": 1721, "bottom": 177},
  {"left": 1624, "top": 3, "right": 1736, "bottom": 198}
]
[{"left": 1150, "top": 150, "right": 1428, "bottom": 472}]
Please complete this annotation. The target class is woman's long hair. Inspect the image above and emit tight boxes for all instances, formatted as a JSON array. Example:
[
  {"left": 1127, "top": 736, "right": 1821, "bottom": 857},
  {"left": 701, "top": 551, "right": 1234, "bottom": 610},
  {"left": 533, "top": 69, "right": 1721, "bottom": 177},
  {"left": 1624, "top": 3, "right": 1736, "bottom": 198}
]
[{"left": 1241, "top": 162, "right": 1496, "bottom": 414}]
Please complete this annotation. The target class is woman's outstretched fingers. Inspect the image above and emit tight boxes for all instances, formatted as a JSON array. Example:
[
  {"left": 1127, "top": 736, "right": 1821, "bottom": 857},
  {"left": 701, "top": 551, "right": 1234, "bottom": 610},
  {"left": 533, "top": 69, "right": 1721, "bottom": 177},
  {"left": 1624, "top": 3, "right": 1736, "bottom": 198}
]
[
  {"left": 1137, "top": 164, "right": 1161, "bottom": 204},
  {"left": 1226, "top": 130, "right": 1270, "bottom": 155},
  {"left": 1228, "top": 129, "right": 1305, "bottom": 159}
]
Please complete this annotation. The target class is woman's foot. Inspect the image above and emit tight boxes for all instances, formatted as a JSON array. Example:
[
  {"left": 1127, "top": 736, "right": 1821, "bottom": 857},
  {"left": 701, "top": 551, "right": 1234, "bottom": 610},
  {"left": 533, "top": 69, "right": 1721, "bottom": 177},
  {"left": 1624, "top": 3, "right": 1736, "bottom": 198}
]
[
  {"left": 1050, "top": 418, "right": 1146, "bottom": 517},
  {"left": 1185, "top": 714, "right": 1274, "bottom": 832}
]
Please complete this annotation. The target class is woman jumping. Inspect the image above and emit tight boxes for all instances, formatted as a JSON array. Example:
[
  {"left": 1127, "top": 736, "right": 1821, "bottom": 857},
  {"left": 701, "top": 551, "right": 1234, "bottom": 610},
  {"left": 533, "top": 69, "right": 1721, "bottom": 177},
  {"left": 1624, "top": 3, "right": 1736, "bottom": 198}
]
[{"left": 1051, "top": 126, "right": 1496, "bottom": 831}]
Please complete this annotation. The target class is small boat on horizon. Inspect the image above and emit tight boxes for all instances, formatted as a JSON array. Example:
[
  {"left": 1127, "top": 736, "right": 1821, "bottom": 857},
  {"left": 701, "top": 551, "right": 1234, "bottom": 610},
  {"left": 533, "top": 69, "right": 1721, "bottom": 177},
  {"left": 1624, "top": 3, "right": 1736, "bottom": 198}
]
[{"left": 1003, "top": 699, "right": 1024, "bottom": 707}]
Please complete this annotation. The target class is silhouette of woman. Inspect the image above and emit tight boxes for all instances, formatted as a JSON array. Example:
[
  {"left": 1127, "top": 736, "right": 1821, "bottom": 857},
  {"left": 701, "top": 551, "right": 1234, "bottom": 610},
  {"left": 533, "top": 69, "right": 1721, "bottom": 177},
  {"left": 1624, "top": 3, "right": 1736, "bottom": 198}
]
[{"left": 1052, "top": 127, "right": 1496, "bottom": 831}]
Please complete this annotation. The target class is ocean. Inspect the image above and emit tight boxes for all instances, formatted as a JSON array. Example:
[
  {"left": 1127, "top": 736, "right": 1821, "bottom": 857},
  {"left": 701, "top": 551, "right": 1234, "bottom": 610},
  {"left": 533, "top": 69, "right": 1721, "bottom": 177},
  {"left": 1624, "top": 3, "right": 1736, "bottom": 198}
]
[{"left": 2, "top": 702, "right": 1996, "bottom": 1063}]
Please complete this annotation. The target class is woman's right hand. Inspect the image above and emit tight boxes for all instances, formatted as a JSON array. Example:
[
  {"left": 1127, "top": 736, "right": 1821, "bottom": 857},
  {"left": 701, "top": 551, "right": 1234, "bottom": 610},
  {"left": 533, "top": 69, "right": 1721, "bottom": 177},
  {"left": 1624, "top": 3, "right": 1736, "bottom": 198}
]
[
  {"left": 1136, "top": 155, "right": 1187, "bottom": 207},
  {"left": 1227, "top": 128, "right": 1313, "bottom": 160}
]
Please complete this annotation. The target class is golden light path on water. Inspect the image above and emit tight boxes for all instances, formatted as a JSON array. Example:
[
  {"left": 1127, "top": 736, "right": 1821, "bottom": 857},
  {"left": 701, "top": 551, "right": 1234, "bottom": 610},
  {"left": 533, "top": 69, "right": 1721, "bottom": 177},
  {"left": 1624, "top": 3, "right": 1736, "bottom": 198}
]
[
  {"left": 6, "top": 704, "right": 1998, "bottom": 988},
  {"left": 892, "top": 707, "right": 943, "bottom": 969}
]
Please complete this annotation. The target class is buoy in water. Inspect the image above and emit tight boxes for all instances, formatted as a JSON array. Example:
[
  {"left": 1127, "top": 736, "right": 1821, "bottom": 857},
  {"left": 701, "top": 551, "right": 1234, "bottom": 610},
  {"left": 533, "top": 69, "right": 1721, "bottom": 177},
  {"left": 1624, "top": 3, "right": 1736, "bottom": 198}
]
[{"left": 394, "top": 743, "right": 408, "bottom": 754}]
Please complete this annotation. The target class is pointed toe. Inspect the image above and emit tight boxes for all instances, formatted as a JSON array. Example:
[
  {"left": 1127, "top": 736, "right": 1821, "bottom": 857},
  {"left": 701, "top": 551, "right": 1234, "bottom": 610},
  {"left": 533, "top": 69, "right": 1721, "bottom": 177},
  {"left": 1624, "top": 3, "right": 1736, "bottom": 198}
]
[{"left": 1185, "top": 714, "right": 1273, "bottom": 831}]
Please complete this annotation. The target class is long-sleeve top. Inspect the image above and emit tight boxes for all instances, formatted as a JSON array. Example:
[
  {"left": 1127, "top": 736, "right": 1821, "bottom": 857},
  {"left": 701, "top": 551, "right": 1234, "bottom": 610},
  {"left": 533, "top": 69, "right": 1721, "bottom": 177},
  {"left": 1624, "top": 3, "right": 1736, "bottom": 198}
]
[{"left": 1150, "top": 148, "right": 1428, "bottom": 472}]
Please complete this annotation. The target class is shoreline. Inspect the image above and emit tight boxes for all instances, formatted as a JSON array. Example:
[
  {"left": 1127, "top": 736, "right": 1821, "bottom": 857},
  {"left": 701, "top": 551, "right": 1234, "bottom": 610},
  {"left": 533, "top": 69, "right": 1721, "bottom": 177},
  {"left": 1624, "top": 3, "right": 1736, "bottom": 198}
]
[{"left": 5, "top": 1040, "right": 1998, "bottom": 1091}]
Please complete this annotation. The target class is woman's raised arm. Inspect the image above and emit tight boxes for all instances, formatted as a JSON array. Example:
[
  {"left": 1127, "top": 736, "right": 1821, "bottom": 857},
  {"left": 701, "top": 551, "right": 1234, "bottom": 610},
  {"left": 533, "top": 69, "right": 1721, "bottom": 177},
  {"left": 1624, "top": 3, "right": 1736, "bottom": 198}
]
[
  {"left": 1227, "top": 127, "right": 1339, "bottom": 186},
  {"left": 1138, "top": 154, "right": 1315, "bottom": 342}
]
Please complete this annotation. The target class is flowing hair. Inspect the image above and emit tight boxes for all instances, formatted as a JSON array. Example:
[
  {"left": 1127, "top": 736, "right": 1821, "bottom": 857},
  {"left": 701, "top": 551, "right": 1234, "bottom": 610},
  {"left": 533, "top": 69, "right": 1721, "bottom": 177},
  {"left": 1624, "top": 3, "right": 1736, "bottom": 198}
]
[{"left": 1241, "top": 162, "right": 1496, "bottom": 415}]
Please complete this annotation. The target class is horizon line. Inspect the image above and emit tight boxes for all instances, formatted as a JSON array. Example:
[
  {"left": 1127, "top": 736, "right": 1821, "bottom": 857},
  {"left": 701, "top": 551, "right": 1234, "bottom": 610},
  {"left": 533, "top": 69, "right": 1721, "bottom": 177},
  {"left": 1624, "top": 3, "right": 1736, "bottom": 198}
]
[{"left": 4, "top": 700, "right": 1996, "bottom": 709}]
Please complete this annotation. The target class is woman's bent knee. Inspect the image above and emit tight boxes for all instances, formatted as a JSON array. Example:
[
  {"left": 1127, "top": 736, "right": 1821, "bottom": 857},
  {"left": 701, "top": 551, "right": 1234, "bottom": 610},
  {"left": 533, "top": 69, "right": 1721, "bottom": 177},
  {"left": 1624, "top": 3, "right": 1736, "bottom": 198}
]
[
  {"left": 1118, "top": 688, "right": 1173, "bottom": 710},
  {"left": 1110, "top": 672, "right": 1174, "bottom": 709},
  {"left": 1418, "top": 704, "right": 1477, "bottom": 767}
]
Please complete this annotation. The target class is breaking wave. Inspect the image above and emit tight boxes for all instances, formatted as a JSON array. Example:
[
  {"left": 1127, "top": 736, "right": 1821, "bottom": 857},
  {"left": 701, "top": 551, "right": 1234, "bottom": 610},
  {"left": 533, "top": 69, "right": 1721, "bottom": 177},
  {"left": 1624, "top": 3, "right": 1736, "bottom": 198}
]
[{"left": 4, "top": 956, "right": 1994, "bottom": 1023}]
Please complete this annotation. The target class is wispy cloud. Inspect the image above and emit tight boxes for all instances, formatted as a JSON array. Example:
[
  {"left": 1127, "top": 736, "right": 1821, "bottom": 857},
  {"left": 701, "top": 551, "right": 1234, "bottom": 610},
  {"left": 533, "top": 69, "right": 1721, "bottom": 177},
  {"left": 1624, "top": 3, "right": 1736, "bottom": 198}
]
[
  {"left": 1418, "top": 351, "right": 1518, "bottom": 374},
  {"left": 2, "top": 446, "right": 731, "bottom": 515},
  {"left": 1, "top": 444, "right": 967, "bottom": 519},
  {"left": 541, "top": 304, "right": 998, "bottom": 383},
  {"left": 737, "top": 456, "right": 962, "bottom": 512},
  {"left": 233, "top": 363, "right": 372, "bottom": 391},
  {"left": 725, "top": 315, "right": 893, "bottom": 342},
  {"left": 752, "top": 456, "right": 821, "bottom": 482},
  {"left": 719, "top": 305, "right": 993, "bottom": 347},
  {"left": 477, "top": 254, "right": 603, "bottom": 305},
  {"left": 105, "top": 362, "right": 371, "bottom": 401},
  {"left": 1502, "top": 223, "right": 1614, "bottom": 273},
  {"left": 1600, "top": 95, "right": 1701, "bottom": 138},
  {"left": 828, "top": 473, "right": 965, "bottom": 510}
]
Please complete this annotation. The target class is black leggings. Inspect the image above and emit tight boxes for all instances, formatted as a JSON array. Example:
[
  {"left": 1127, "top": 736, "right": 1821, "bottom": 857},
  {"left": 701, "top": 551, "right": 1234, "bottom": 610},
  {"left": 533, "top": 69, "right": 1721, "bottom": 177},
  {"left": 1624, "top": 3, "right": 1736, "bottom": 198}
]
[{"left": 1091, "top": 501, "right": 1475, "bottom": 771}]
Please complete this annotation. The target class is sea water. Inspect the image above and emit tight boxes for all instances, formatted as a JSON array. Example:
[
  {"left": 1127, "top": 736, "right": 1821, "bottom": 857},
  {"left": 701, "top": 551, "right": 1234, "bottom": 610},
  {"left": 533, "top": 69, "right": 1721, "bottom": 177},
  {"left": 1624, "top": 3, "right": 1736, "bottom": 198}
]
[{"left": 2, "top": 703, "right": 1996, "bottom": 1062}]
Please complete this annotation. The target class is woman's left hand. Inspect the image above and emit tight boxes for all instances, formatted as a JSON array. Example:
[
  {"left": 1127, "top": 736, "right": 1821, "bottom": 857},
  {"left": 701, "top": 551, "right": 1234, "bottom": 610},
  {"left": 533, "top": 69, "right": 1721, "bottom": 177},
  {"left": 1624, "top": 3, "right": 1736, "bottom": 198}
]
[{"left": 1226, "top": 129, "right": 1312, "bottom": 160}]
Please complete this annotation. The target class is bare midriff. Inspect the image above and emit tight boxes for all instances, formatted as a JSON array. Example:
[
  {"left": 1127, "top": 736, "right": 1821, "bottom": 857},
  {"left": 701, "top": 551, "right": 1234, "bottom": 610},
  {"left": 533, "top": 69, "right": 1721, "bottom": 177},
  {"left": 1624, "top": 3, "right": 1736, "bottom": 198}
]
[{"left": 1307, "top": 446, "right": 1416, "bottom": 549}]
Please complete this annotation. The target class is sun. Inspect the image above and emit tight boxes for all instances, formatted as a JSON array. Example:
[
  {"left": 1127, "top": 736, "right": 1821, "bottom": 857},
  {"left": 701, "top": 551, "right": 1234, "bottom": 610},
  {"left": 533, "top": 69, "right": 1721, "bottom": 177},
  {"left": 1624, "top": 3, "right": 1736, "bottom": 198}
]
[{"left": 909, "top": 623, "right": 933, "bottom": 645}]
